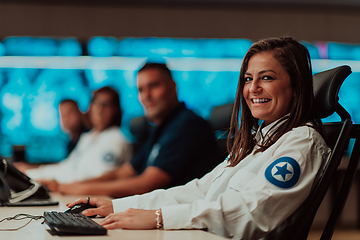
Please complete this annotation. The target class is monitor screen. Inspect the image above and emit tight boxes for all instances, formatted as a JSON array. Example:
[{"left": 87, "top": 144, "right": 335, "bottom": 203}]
[
  {"left": 0, "top": 59, "right": 240, "bottom": 163},
  {"left": 0, "top": 36, "right": 359, "bottom": 162}
]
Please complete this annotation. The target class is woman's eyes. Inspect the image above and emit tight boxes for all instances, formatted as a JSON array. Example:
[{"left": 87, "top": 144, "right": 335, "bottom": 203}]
[
  {"left": 262, "top": 75, "right": 274, "bottom": 80},
  {"left": 244, "top": 75, "right": 274, "bottom": 82},
  {"left": 244, "top": 77, "right": 252, "bottom": 82}
]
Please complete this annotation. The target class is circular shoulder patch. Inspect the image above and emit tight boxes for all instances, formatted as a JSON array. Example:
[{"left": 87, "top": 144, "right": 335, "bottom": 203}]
[
  {"left": 265, "top": 157, "right": 301, "bottom": 189},
  {"left": 103, "top": 152, "right": 116, "bottom": 164}
]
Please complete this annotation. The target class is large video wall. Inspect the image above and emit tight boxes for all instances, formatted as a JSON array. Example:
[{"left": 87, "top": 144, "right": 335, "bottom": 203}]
[{"left": 0, "top": 37, "right": 359, "bottom": 162}]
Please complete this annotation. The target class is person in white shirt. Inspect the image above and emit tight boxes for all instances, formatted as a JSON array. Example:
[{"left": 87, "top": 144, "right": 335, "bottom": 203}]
[
  {"left": 67, "top": 37, "right": 331, "bottom": 239},
  {"left": 15, "top": 87, "right": 132, "bottom": 185}
]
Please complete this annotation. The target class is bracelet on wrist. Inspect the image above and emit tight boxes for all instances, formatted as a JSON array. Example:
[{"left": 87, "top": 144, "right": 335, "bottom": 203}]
[{"left": 155, "top": 208, "right": 163, "bottom": 230}]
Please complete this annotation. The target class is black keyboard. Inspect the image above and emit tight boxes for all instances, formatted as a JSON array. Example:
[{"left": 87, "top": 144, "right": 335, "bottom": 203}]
[{"left": 43, "top": 211, "right": 107, "bottom": 235}]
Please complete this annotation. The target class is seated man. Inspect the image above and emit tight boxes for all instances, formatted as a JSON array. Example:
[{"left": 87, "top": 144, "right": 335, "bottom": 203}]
[
  {"left": 55, "top": 62, "right": 222, "bottom": 198},
  {"left": 58, "top": 99, "right": 90, "bottom": 156}
]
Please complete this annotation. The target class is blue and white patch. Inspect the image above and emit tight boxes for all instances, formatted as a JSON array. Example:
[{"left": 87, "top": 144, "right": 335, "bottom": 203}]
[
  {"left": 265, "top": 157, "right": 300, "bottom": 189},
  {"left": 103, "top": 152, "right": 116, "bottom": 164}
]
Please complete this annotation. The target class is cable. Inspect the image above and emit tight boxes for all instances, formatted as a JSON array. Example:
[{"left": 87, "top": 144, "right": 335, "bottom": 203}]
[{"left": 0, "top": 213, "right": 44, "bottom": 231}]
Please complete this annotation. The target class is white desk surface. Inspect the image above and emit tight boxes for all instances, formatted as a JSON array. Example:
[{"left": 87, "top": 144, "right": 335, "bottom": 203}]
[{"left": 0, "top": 193, "right": 228, "bottom": 240}]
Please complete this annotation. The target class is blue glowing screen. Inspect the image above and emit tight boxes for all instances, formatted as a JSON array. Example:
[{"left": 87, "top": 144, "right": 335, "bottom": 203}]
[{"left": 0, "top": 37, "right": 359, "bottom": 162}]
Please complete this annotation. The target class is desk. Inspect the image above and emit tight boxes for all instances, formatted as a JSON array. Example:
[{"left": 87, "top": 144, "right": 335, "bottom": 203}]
[{"left": 0, "top": 193, "right": 228, "bottom": 240}]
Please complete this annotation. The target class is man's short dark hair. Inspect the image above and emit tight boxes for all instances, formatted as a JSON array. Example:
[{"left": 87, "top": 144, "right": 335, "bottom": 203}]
[
  {"left": 138, "top": 62, "right": 173, "bottom": 80},
  {"left": 60, "top": 99, "right": 78, "bottom": 106}
]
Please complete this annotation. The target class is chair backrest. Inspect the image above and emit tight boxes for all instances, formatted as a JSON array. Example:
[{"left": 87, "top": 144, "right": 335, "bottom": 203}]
[
  {"left": 129, "top": 116, "right": 151, "bottom": 154},
  {"left": 208, "top": 103, "right": 234, "bottom": 132},
  {"left": 130, "top": 116, "right": 150, "bottom": 137},
  {"left": 208, "top": 103, "right": 234, "bottom": 160},
  {"left": 313, "top": 65, "right": 352, "bottom": 121},
  {"left": 269, "top": 65, "right": 355, "bottom": 240}
]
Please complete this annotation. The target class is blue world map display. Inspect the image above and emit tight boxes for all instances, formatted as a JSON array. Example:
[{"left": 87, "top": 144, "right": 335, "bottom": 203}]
[{"left": 0, "top": 37, "right": 358, "bottom": 162}]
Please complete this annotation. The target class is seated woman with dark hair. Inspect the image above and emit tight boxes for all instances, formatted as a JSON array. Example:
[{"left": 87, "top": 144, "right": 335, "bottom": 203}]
[
  {"left": 15, "top": 87, "right": 132, "bottom": 185},
  {"left": 67, "top": 38, "right": 331, "bottom": 239}
]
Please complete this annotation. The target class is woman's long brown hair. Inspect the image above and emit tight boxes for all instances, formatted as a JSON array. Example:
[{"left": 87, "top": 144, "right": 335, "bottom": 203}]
[{"left": 227, "top": 37, "right": 326, "bottom": 167}]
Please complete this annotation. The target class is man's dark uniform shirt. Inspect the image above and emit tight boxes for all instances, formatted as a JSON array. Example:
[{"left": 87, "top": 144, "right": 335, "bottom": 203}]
[{"left": 131, "top": 103, "right": 222, "bottom": 188}]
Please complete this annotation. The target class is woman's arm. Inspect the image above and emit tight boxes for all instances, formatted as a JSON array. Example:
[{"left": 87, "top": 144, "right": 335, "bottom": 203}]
[{"left": 111, "top": 160, "right": 228, "bottom": 212}]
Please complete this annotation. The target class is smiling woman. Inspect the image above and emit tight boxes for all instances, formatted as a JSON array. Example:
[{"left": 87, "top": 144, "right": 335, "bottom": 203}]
[
  {"left": 67, "top": 37, "right": 331, "bottom": 240},
  {"left": 243, "top": 51, "right": 294, "bottom": 126},
  {"left": 228, "top": 37, "right": 322, "bottom": 167}
]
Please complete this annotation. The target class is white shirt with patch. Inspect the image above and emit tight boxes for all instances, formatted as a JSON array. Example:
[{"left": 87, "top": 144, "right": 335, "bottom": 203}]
[
  {"left": 26, "top": 126, "right": 132, "bottom": 183},
  {"left": 112, "top": 120, "right": 331, "bottom": 239}
]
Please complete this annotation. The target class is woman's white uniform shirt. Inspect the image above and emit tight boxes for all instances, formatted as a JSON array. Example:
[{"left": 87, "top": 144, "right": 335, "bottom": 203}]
[
  {"left": 112, "top": 119, "right": 331, "bottom": 239},
  {"left": 26, "top": 126, "right": 132, "bottom": 183}
]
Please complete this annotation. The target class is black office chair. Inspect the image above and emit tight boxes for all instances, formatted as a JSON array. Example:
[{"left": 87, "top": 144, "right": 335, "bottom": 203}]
[
  {"left": 268, "top": 65, "right": 360, "bottom": 240},
  {"left": 208, "top": 103, "right": 234, "bottom": 160},
  {"left": 319, "top": 73, "right": 360, "bottom": 240},
  {"left": 129, "top": 116, "right": 151, "bottom": 155}
]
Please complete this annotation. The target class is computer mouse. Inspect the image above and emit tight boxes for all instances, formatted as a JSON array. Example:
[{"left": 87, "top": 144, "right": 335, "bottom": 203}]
[{"left": 64, "top": 203, "right": 97, "bottom": 217}]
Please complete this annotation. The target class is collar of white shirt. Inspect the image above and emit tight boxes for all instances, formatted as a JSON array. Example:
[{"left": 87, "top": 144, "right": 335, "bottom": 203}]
[{"left": 255, "top": 114, "right": 290, "bottom": 143}]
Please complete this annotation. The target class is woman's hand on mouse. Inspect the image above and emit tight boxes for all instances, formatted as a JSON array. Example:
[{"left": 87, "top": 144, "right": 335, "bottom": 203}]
[{"left": 66, "top": 197, "right": 114, "bottom": 217}]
